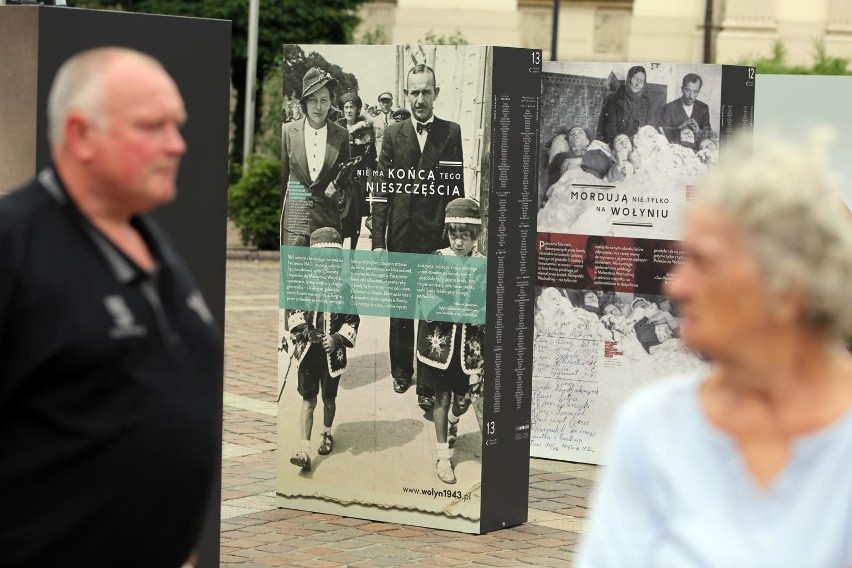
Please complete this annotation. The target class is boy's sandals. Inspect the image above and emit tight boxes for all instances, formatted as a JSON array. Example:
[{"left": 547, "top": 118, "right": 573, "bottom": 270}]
[
  {"left": 317, "top": 432, "right": 334, "bottom": 455},
  {"left": 436, "top": 458, "right": 456, "bottom": 484},
  {"left": 289, "top": 451, "right": 311, "bottom": 470}
]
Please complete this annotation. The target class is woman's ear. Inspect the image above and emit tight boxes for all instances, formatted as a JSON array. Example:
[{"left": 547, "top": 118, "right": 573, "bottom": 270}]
[{"left": 772, "top": 285, "right": 807, "bottom": 326}]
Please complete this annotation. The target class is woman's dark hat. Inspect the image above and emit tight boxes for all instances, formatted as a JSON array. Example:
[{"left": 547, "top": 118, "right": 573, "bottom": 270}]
[
  {"left": 300, "top": 68, "right": 337, "bottom": 103},
  {"left": 339, "top": 92, "right": 362, "bottom": 108},
  {"left": 391, "top": 108, "right": 411, "bottom": 121}
]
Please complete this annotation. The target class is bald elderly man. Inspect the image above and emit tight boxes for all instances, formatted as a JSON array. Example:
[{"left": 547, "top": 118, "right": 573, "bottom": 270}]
[{"left": 0, "top": 48, "right": 220, "bottom": 567}]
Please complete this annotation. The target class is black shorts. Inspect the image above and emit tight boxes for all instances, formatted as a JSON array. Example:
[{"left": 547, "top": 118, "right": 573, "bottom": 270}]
[
  {"left": 417, "top": 331, "right": 470, "bottom": 397},
  {"left": 297, "top": 346, "right": 340, "bottom": 399}
]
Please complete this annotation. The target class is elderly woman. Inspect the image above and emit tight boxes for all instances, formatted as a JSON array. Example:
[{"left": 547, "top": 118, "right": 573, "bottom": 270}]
[
  {"left": 577, "top": 134, "right": 852, "bottom": 567},
  {"left": 336, "top": 92, "right": 377, "bottom": 249},
  {"left": 280, "top": 68, "right": 351, "bottom": 247},
  {"left": 599, "top": 65, "right": 660, "bottom": 145}
]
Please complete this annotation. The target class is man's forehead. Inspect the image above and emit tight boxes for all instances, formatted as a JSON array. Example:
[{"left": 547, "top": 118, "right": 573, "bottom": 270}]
[
  {"left": 407, "top": 72, "right": 435, "bottom": 90},
  {"left": 104, "top": 60, "right": 185, "bottom": 115},
  {"left": 106, "top": 58, "right": 178, "bottom": 94}
]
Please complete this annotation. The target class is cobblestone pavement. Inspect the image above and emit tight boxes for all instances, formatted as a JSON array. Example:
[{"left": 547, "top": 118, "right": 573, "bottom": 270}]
[{"left": 222, "top": 259, "right": 597, "bottom": 567}]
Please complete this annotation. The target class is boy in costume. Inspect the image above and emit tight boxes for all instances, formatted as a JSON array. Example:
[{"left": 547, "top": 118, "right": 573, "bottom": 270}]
[
  {"left": 284, "top": 227, "right": 359, "bottom": 471},
  {"left": 416, "top": 198, "right": 485, "bottom": 484}
]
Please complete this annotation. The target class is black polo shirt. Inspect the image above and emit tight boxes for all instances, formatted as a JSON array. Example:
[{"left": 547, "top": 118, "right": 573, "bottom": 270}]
[{"left": 0, "top": 169, "right": 222, "bottom": 567}]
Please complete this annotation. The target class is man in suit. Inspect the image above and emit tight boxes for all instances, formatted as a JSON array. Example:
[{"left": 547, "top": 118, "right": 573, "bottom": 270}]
[
  {"left": 371, "top": 64, "right": 465, "bottom": 408},
  {"left": 658, "top": 72, "right": 713, "bottom": 150},
  {"left": 281, "top": 67, "right": 351, "bottom": 247}
]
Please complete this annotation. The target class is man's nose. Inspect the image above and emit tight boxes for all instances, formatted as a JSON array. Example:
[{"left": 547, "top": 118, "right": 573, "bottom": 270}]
[{"left": 167, "top": 124, "right": 187, "bottom": 155}]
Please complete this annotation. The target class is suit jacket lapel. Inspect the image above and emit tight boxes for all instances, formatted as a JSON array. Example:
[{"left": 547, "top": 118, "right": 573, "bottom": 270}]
[
  {"left": 398, "top": 120, "right": 421, "bottom": 170},
  {"left": 419, "top": 117, "right": 449, "bottom": 171},
  {"left": 290, "top": 120, "right": 311, "bottom": 185}
]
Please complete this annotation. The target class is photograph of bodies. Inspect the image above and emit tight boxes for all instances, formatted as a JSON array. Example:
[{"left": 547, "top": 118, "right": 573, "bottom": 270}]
[{"left": 532, "top": 62, "right": 730, "bottom": 463}]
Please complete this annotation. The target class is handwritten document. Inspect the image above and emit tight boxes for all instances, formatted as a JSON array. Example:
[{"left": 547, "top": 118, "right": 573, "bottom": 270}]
[{"left": 532, "top": 334, "right": 600, "bottom": 455}]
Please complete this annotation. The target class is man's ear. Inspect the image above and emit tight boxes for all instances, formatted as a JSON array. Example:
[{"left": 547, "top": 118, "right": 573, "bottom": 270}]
[
  {"left": 403, "top": 89, "right": 408, "bottom": 98},
  {"left": 434, "top": 86, "right": 440, "bottom": 99},
  {"left": 64, "top": 113, "right": 97, "bottom": 162}
]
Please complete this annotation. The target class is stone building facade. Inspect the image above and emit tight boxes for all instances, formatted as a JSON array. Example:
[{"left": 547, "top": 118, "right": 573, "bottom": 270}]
[{"left": 357, "top": 0, "right": 852, "bottom": 67}]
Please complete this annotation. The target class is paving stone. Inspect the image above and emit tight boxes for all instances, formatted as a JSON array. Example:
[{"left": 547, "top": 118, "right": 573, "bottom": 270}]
[{"left": 471, "top": 557, "right": 526, "bottom": 567}]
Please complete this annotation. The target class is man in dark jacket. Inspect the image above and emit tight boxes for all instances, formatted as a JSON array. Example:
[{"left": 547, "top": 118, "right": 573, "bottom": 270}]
[
  {"left": 658, "top": 72, "right": 713, "bottom": 150},
  {"left": 0, "top": 47, "right": 220, "bottom": 568},
  {"left": 371, "top": 64, "right": 465, "bottom": 407}
]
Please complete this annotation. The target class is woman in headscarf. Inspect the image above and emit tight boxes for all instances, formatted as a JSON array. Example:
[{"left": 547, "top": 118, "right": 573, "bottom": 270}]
[
  {"left": 577, "top": 132, "right": 852, "bottom": 567},
  {"left": 336, "top": 92, "right": 377, "bottom": 250},
  {"left": 280, "top": 67, "right": 351, "bottom": 247},
  {"left": 599, "top": 65, "right": 659, "bottom": 145}
]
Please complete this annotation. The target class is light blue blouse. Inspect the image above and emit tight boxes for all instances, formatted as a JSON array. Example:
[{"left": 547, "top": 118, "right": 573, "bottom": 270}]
[{"left": 577, "top": 370, "right": 852, "bottom": 568}]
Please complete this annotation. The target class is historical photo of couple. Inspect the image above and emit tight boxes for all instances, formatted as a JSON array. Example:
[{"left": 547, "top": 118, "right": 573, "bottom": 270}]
[{"left": 277, "top": 44, "right": 495, "bottom": 531}]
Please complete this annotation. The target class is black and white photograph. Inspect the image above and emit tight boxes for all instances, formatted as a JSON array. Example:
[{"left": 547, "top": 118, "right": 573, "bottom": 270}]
[
  {"left": 531, "top": 61, "right": 753, "bottom": 464},
  {"left": 537, "top": 62, "right": 725, "bottom": 241},
  {"left": 277, "top": 44, "right": 499, "bottom": 532},
  {"left": 531, "top": 283, "right": 706, "bottom": 464}
]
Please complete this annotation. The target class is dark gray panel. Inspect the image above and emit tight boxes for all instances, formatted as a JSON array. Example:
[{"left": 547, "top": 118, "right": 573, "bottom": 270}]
[{"left": 482, "top": 46, "right": 540, "bottom": 533}]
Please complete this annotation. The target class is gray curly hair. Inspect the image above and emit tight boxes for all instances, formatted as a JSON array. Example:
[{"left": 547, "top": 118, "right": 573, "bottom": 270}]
[{"left": 694, "top": 129, "right": 852, "bottom": 340}]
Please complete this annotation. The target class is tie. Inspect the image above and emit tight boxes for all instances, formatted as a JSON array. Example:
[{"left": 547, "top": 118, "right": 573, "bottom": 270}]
[{"left": 416, "top": 121, "right": 431, "bottom": 135}]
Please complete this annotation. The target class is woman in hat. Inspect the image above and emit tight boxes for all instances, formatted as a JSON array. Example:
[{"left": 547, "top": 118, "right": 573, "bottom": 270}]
[
  {"left": 336, "top": 92, "right": 377, "bottom": 250},
  {"left": 281, "top": 67, "right": 351, "bottom": 247}
]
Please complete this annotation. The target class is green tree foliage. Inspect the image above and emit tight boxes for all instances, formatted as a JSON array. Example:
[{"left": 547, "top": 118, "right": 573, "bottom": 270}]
[
  {"left": 420, "top": 30, "right": 469, "bottom": 46},
  {"left": 357, "top": 25, "right": 388, "bottom": 45},
  {"left": 227, "top": 157, "right": 281, "bottom": 250},
  {"left": 71, "top": 0, "right": 368, "bottom": 162},
  {"left": 253, "top": 63, "right": 284, "bottom": 161},
  {"left": 739, "top": 39, "right": 851, "bottom": 75}
]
